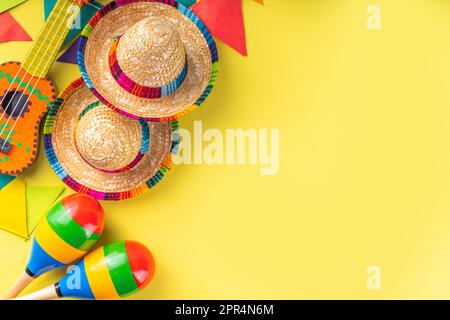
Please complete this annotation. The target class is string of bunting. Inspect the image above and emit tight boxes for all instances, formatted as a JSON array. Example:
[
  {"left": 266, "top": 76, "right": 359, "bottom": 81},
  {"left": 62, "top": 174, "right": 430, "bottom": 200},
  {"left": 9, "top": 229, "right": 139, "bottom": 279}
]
[{"left": 57, "top": 0, "right": 264, "bottom": 64}]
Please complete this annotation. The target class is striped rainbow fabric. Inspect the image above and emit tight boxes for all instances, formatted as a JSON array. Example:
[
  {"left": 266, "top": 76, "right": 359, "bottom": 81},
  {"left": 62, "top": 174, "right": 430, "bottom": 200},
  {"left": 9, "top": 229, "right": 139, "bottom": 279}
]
[
  {"left": 55, "top": 241, "right": 155, "bottom": 299},
  {"left": 26, "top": 194, "right": 105, "bottom": 277},
  {"left": 108, "top": 36, "right": 189, "bottom": 99}
]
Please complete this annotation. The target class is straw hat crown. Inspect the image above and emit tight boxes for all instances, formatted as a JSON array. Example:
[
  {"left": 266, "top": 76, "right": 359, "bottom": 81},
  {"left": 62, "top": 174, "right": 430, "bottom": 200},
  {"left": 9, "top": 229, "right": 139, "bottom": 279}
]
[
  {"left": 75, "top": 105, "right": 142, "bottom": 171},
  {"left": 115, "top": 18, "right": 186, "bottom": 88}
]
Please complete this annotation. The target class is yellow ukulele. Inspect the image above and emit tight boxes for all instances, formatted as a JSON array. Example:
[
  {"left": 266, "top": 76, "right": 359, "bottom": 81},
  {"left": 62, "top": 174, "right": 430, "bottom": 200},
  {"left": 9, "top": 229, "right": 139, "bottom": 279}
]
[{"left": 0, "top": 0, "right": 92, "bottom": 175}]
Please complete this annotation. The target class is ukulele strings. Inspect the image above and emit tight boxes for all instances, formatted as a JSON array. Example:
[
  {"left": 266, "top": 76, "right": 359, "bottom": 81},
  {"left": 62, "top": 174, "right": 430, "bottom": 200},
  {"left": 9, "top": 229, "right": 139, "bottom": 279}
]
[
  {"left": 1, "top": 1, "right": 102, "bottom": 127},
  {"left": 0, "top": 2, "right": 71, "bottom": 125},
  {"left": 1, "top": 6, "right": 77, "bottom": 151},
  {"left": 0, "top": 0, "right": 73, "bottom": 135},
  {"left": 0, "top": 6, "right": 63, "bottom": 122},
  {"left": 0, "top": 1, "right": 77, "bottom": 151},
  {"left": 0, "top": 1, "right": 100, "bottom": 126}
]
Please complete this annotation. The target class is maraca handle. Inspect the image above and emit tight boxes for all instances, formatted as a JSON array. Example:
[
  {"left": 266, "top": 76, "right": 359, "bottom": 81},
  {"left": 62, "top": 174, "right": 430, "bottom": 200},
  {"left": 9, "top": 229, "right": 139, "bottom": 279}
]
[
  {"left": 2, "top": 272, "right": 34, "bottom": 300},
  {"left": 13, "top": 285, "right": 59, "bottom": 300}
]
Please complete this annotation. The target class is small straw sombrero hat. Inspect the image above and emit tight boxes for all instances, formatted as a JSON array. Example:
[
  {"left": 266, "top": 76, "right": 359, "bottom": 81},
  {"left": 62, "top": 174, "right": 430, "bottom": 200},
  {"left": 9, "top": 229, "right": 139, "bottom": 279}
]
[
  {"left": 44, "top": 78, "right": 179, "bottom": 201},
  {"left": 78, "top": 0, "right": 219, "bottom": 121}
]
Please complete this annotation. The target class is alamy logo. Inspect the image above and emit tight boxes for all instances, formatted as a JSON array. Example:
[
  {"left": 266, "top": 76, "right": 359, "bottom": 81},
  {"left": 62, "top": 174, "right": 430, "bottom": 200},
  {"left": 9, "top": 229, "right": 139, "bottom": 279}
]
[
  {"left": 366, "top": 265, "right": 382, "bottom": 290},
  {"left": 65, "top": 265, "right": 82, "bottom": 290},
  {"left": 66, "top": 6, "right": 81, "bottom": 30},
  {"left": 173, "top": 121, "right": 280, "bottom": 175},
  {"left": 367, "top": 4, "right": 382, "bottom": 30}
]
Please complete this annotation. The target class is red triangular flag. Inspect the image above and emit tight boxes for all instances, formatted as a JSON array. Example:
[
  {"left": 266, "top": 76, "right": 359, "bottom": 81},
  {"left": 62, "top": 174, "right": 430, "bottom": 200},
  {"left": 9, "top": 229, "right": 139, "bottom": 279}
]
[
  {"left": 192, "top": 0, "right": 247, "bottom": 56},
  {"left": 0, "top": 12, "right": 32, "bottom": 42}
]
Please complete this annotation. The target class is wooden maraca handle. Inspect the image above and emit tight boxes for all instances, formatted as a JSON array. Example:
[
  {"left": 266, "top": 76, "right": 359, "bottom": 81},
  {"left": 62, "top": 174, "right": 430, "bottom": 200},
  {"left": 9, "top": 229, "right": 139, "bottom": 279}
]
[
  {"left": 2, "top": 272, "right": 34, "bottom": 300},
  {"left": 13, "top": 285, "right": 59, "bottom": 300}
]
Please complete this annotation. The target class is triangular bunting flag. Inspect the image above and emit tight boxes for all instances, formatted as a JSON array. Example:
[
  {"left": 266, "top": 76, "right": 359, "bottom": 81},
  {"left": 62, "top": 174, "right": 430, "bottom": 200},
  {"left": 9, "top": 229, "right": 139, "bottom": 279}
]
[
  {"left": 191, "top": 0, "right": 247, "bottom": 56},
  {"left": 26, "top": 186, "right": 65, "bottom": 236},
  {"left": 45, "top": 0, "right": 103, "bottom": 47},
  {"left": 0, "top": 176, "right": 27, "bottom": 239},
  {"left": 43, "top": 0, "right": 55, "bottom": 19},
  {"left": 57, "top": 37, "right": 80, "bottom": 64},
  {"left": 0, "top": 174, "right": 15, "bottom": 190},
  {"left": 0, "top": 12, "right": 32, "bottom": 43},
  {"left": 0, "top": 0, "right": 27, "bottom": 15},
  {"left": 178, "top": 0, "right": 197, "bottom": 6},
  {"left": 253, "top": 0, "right": 264, "bottom": 4}
]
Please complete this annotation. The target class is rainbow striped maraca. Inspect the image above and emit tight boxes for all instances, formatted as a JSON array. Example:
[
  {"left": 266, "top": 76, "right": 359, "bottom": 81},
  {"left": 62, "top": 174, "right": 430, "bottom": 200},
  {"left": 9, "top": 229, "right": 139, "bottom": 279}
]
[
  {"left": 16, "top": 241, "right": 155, "bottom": 300},
  {"left": 3, "top": 194, "right": 104, "bottom": 299}
]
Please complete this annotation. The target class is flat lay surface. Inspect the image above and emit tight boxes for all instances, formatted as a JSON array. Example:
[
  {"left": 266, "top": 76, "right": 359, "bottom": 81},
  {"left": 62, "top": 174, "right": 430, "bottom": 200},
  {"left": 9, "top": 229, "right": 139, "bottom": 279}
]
[{"left": 2, "top": 0, "right": 450, "bottom": 299}]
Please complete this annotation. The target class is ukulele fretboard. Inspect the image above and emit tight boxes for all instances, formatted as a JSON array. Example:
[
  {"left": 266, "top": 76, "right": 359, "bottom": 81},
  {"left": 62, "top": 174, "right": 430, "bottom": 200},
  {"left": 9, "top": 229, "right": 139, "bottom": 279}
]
[{"left": 22, "top": 0, "right": 81, "bottom": 77}]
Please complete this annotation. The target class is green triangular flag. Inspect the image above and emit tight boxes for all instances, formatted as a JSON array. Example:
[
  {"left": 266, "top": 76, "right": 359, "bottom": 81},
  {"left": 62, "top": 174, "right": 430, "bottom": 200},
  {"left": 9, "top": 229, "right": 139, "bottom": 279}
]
[{"left": 26, "top": 186, "right": 65, "bottom": 236}]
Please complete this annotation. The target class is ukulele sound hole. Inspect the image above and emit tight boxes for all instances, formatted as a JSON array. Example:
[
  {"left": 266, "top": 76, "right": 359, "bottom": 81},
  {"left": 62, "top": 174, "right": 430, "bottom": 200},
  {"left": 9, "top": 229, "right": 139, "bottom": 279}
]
[{"left": 1, "top": 90, "right": 30, "bottom": 118}]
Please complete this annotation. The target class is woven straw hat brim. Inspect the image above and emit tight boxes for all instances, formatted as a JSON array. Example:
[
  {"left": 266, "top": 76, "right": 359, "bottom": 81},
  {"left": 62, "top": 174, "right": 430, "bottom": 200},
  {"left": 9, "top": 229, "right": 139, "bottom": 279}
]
[
  {"left": 44, "top": 78, "right": 179, "bottom": 201},
  {"left": 79, "top": 0, "right": 219, "bottom": 121}
]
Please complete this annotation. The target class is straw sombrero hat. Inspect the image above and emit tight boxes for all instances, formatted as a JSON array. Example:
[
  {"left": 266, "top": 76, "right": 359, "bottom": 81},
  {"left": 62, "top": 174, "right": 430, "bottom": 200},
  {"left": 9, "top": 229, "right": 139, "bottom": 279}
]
[
  {"left": 78, "top": 0, "right": 219, "bottom": 121},
  {"left": 44, "top": 78, "right": 179, "bottom": 201}
]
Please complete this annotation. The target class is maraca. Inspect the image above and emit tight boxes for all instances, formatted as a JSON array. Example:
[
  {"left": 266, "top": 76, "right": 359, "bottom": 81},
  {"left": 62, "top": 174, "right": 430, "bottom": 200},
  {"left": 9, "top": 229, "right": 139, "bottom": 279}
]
[
  {"left": 16, "top": 241, "right": 155, "bottom": 300},
  {"left": 3, "top": 193, "right": 105, "bottom": 299}
]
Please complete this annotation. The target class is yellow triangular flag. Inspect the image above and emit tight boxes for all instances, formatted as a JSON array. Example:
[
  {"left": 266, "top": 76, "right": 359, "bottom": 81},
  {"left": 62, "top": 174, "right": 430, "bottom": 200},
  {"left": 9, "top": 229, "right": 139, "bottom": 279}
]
[
  {"left": 0, "top": 0, "right": 28, "bottom": 14},
  {"left": 26, "top": 186, "right": 65, "bottom": 236},
  {"left": 0, "top": 176, "right": 27, "bottom": 239}
]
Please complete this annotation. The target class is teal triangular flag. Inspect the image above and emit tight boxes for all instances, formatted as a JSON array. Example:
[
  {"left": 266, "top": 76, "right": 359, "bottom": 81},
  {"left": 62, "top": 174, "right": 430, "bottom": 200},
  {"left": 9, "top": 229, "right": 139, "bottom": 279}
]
[
  {"left": 43, "top": 0, "right": 55, "bottom": 20},
  {"left": 44, "top": 0, "right": 103, "bottom": 47},
  {"left": 0, "top": 174, "right": 15, "bottom": 191},
  {"left": 178, "top": 0, "right": 196, "bottom": 6}
]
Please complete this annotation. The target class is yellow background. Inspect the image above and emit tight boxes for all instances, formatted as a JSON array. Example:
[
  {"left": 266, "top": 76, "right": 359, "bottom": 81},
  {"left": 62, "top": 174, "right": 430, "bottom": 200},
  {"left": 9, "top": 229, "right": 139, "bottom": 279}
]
[{"left": 2, "top": 0, "right": 450, "bottom": 299}]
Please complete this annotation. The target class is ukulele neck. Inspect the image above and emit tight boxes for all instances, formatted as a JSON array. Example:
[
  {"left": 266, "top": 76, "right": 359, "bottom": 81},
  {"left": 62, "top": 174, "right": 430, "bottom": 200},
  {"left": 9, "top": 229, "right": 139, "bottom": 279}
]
[{"left": 22, "top": 0, "right": 82, "bottom": 77}]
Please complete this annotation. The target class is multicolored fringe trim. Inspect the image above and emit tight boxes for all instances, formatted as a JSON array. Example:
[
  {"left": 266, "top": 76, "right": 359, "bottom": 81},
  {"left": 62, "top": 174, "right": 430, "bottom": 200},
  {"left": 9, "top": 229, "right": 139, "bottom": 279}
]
[
  {"left": 44, "top": 78, "right": 180, "bottom": 201},
  {"left": 108, "top": 36, "right": 188, "bottom": 99},
  {"left": 78, "top": 0, "right": 219, "bottom": 122}
]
